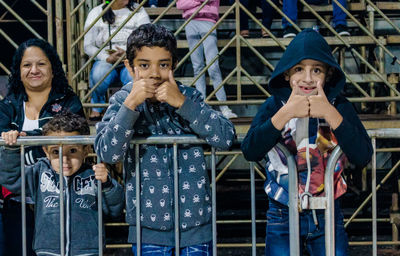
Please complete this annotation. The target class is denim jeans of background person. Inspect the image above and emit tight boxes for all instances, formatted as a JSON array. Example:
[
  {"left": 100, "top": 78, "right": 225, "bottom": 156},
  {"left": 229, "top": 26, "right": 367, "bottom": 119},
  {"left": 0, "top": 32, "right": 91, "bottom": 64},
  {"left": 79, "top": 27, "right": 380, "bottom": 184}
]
[
  {"left": 282, "top": 0, "right": 350, "bottom": 37},
  {"left": 265, "top": 200, "right": 348, "bottom": 256},
  {"left": 185, "top": 20, "right": 237, "bottom": 119},
  {"left": 132, "top": 242, "right": 212, "bottom": 256},
  {"left": 89, "top": 61, "right": 132, "bottom": 115},
  {"left": 229, "top": 0, "right": 279, "bottom": 37}
]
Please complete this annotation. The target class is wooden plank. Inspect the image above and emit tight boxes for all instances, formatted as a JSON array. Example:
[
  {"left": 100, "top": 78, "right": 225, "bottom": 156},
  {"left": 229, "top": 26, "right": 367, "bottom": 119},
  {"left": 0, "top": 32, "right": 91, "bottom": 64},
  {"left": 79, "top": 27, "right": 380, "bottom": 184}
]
[
  {"left": 176, "top": 74, "right": 384, "bottom": 85},
  {"left": 177, "top": 36, "right": 384, "bottom": 48},
  {"left": 387, "top": 35, "right": 400, "bottom": 44},
  {"left": 376, "top": 2, "right": 400, "bottom": 11},
  {"left": 145, "top": 2, "right": 366, "bottom": 17},
  {"left": 300, "top": 2, "right": 365, "bottom": 13}
]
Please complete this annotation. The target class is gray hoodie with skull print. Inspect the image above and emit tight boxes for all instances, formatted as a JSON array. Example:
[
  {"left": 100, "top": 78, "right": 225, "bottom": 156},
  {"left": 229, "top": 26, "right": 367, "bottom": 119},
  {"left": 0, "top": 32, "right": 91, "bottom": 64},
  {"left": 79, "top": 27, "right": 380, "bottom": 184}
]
[{"left": 94, "top": 81, "right": 236, "bottom": 247}]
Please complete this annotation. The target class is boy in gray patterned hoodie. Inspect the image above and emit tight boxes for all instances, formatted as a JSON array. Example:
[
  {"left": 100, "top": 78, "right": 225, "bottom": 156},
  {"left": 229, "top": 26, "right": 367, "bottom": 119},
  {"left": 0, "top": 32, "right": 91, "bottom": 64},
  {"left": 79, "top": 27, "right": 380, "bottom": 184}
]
[
  {"left": 0, "top": 112, "right": 124, "bottom": 255},
  {"left": 94, "top": 23, "right": 235, "bottom": 255}
]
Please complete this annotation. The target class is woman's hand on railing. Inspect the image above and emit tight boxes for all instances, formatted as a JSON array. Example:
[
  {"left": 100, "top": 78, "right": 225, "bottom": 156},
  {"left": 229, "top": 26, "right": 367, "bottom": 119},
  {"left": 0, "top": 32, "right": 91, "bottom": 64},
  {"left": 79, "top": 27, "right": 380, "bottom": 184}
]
[{"left": 1, "top": 130, "right": 27, "bottom": 145}]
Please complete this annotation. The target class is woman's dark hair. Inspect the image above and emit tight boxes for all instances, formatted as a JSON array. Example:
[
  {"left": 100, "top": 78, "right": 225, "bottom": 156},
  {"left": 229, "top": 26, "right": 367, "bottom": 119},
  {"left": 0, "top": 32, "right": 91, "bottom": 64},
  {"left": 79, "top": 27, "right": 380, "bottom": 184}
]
[
  {"left": 8, "top": 38, "right": 70, "bottom": 96},
  {"left": 126, "top": 24, "right": 178, "bottom": 67},
  {"left": 42, "top": 110, "right": 90, "bottom": 136},
  {"left": 102, "top": 0, "right": 136, "bottom": 24}
]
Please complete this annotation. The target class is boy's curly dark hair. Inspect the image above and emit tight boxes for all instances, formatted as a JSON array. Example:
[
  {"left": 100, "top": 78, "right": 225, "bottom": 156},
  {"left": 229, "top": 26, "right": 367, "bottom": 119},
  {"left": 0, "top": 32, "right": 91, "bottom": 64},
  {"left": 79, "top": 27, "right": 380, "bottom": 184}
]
[
  {"left": 42, "top": 111, "right": 90, "bottom": 136},
  {"left": 126, "top": 23, "right": 178, "bottom": 68},
  {"left": 102, "top": 0, "right": 136, "bottom": 24},
  {"left": 8, "top": 38, "right": 71, "bottom": 96}
]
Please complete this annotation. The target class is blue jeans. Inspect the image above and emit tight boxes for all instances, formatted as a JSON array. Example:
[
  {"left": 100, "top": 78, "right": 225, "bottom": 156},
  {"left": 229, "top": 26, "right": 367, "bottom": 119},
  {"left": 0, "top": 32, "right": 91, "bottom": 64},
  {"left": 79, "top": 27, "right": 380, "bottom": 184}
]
[
  {"left": 265, "top": 200, "right": 348, "bottom": 256},
  {"left": 229, "top": 0, "right": 279, "bottom": 30},
  {"left": 89, "top": 60, "right": 132, "bottom": 113},
  {"left": 282, "top": 0, "right": 347, "bottom": 29},
  {"left": 185, "top": 20, "right": 227, "bottom": 102},
  {"left": 132, "top": 242, "right": 212, "bottom": 256}
]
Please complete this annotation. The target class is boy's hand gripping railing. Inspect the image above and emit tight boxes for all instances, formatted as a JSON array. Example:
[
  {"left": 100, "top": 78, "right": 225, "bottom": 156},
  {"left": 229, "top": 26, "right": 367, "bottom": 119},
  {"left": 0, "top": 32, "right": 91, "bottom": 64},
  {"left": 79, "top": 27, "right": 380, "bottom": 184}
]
[{"left": 280, "top": 143, "right": 343, "bottom": 256}]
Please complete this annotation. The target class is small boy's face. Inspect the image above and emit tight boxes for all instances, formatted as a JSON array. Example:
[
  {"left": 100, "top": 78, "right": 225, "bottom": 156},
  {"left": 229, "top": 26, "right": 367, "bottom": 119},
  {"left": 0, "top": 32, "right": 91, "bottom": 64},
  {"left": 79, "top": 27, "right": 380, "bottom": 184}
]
[
  {"left": 43, "top": 131, "right": 88, "bottom": 177},
  {"left": 126, "top": 46, "right": 173, "bottom": 100},
  {"left": 284, "top": 59, "right": 328, "bottom": 96}
]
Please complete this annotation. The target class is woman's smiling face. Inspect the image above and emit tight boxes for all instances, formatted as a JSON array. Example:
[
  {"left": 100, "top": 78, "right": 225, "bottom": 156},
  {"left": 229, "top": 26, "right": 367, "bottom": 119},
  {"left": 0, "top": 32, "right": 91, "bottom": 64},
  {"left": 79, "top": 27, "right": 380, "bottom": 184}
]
[{"left": 20, "top": 46, "right": 53, "bottom": 93}]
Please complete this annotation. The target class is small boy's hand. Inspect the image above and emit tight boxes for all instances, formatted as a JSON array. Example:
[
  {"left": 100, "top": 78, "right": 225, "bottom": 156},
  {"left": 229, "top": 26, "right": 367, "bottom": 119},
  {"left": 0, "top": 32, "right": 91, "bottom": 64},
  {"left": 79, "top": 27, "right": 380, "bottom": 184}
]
[
  {"left": 286, "top": 81, "right": 309, "bottom": 118},
  {"left": 1, "top": 130, "right": 27, "bottom": 145},
  {"left": 309, "top": 81, "right": 331, "bottom": 119},
  {"left": 93, "top": 163, "right": 109, "bottom": 183},
  {"left": 124, "top": 67, "right": 157, "bottom": 110},
  {"left": 155, "top": 70, "right": 186, "bottom": 108}
]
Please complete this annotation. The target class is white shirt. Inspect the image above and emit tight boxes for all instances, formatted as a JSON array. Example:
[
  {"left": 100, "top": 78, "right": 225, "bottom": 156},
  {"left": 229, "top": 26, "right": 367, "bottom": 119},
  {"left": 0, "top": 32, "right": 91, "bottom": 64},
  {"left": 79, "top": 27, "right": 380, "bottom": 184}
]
[
  {"left": 22, "top": 101, "right": 39, "bottom": 131},
  {"left": 84, "top": 3, "right": 151, "bottom": 61}
]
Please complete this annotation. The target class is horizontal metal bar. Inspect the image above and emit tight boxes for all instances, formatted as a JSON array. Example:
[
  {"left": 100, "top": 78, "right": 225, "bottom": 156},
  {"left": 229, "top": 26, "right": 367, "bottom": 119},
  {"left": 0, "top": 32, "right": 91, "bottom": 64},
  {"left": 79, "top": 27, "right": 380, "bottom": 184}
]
[{"left": 2, "top": 129, "right": 400, "bottom": 147}]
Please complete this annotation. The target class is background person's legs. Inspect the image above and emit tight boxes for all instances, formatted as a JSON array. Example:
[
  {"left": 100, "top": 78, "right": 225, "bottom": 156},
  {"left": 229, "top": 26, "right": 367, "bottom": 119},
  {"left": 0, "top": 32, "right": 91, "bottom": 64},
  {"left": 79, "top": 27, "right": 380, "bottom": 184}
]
[
  {"left": 89, "top": 60, "right": 118, "bottom": 119},
  {"left": 119, "top": 66, "right": 133, "bottom": 86},
  {"left": 186, "top": 20, "right": 207, "bottom": 98},
  {"left": 200, "top": 21, "right": 237, "bottom": 118}
]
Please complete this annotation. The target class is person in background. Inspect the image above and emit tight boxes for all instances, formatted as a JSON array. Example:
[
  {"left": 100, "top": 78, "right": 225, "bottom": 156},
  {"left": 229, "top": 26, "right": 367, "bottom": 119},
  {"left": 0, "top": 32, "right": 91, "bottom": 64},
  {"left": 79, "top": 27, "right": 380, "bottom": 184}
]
[
  {"left": 0, "top": 38, "right": 84, "bottom": 256},
  {"left": 177, "top": 0, "right": 238, "bottom": 119},
  {"left": 241, "top": 28, "right": 372, "bottom": 255},
  {"left": 0, "top": 111, "right": 124, "bottom": 255},
  {"left": 282, "top": 0, "right": 350, "bottom": 38},
  {"left": 229, "top": 0, "right": 279, "bottom": 38},
  {"left": 84, "top": 0, "right": 150, "bottom": 121}
]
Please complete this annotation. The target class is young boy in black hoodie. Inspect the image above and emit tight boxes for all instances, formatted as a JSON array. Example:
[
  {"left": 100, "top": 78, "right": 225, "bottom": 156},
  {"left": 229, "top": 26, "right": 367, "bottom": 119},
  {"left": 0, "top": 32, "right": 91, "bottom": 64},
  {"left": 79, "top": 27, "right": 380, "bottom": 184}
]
[{"left": 241, "top": 28, "right": 372, "bottom": 255}]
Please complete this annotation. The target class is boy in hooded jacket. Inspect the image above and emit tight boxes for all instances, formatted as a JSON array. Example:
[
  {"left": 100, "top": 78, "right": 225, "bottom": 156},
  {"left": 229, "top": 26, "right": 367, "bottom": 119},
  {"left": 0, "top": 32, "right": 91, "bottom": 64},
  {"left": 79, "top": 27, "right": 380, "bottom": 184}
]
[
  {"left": 94, "top": 23, "right": 235, "bottom": 255},
  {"left": 0, "top": 111, "right": 124, "bottom": 256},
  {"left": 241, "top": 28, "right": 372, "bottom": 255}
]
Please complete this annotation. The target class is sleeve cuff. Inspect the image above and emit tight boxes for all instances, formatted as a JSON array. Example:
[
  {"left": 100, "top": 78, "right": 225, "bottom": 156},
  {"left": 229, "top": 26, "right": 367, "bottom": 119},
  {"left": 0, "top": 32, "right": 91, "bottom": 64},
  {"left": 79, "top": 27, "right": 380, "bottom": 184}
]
[
  {"left": 114, "top": 104, "right": 140, "bottom": 130},
  {"left": 102, "top": 175, "right": 113, "bottom": 192},
  {"left": 175, "top": 97, "right": 197, "bottom": 122}
]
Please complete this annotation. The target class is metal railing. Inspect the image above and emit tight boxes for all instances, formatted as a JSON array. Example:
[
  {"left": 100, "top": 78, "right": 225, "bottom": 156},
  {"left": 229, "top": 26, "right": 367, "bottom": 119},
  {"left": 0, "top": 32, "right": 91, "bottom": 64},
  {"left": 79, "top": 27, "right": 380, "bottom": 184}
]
[
  {"left": 3, "top": 128, "right": 400, "bottom": 255},
  {"left": 0, "top": 135, "right": 220, "bottom": 256}
]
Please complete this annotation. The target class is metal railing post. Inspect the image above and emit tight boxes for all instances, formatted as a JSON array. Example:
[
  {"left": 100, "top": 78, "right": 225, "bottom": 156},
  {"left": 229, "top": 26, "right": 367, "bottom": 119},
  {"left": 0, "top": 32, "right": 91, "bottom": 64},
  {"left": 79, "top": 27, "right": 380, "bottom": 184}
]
[
  {"left": 275, "top": 143, "right": 299, "bottom": 255},
  {"left": 59, "top": 145, "right": 65, "bottom": 256},
  {"left": 372, "top": 137, "right": 377, "bottom": 256},
  {"left": 250, "top": 162, "right": 256, "bottom": 256},
  {"left": 135, "top": 144, "right": 141, "bottom": 255},
  {"left": 97, "top": 157, "right": 103, "bottom": 256},
  {"left": 173, "top": 144, "right": 180, "bottom": 256},
  {"left": 211, "top": 147, "right": 217, "bottom": 256},
  {"left": 20, "top": 146, "right": 27, "bottom": 256},
  {"left": 324, "top": 146, "right": 344, "bottom": 256}
]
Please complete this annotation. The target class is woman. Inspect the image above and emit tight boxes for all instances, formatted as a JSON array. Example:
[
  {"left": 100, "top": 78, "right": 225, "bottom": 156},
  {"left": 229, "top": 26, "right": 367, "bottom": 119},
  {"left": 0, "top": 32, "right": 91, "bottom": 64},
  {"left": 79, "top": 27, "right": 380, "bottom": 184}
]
[
  {"left": 0, "top": 38, "right": 84, "bottom": 255},
  {"left": 84, "top": 0, "right": 150, "bottom": 120}
]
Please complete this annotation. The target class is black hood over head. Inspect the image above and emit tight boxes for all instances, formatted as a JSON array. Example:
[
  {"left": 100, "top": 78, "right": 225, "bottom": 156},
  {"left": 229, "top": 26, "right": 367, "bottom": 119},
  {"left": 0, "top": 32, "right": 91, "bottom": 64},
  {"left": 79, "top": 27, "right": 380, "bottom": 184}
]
[{"left": 268, "top": 28, "right": 345, "bottom": 102}]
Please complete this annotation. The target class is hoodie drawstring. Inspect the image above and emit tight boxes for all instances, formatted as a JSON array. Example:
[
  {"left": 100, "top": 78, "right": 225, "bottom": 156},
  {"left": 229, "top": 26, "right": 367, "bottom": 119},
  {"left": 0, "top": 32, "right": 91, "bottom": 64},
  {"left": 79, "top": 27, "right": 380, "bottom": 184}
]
[{"left": 299, "top": 118, "right": 319, "bottom": 228}]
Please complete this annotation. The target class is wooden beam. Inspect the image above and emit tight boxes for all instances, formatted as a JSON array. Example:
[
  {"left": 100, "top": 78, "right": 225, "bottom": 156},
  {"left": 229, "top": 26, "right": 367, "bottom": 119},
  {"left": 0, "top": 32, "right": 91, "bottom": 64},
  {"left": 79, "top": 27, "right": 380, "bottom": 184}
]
[
  {"left": 145, "top": 2, "right": 366, "bottom": 17},
  {"left": 177, "top": 36, "right": 385, "bottom": 48}
]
